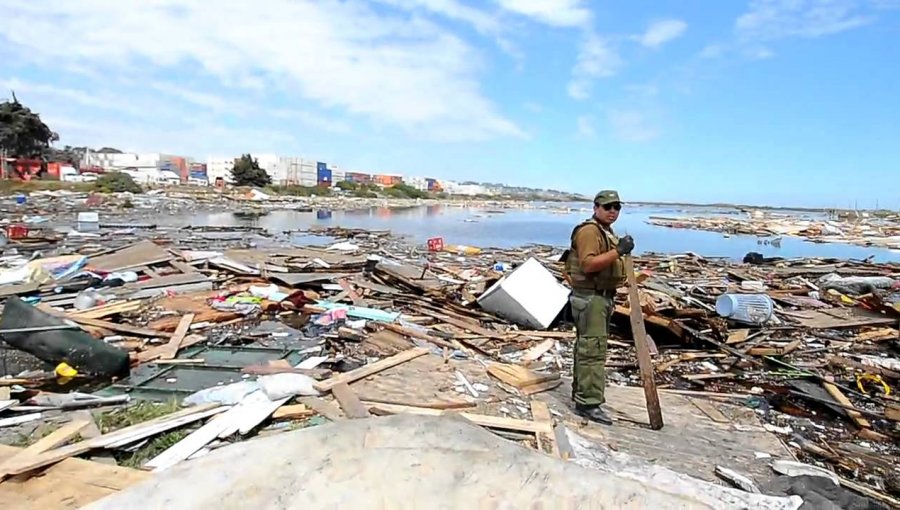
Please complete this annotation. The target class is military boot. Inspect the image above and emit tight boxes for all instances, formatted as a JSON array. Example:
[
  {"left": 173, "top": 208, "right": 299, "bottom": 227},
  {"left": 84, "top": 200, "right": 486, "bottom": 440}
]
[{"left": 575, "top": 404, "right": 613, "bottom": 425}]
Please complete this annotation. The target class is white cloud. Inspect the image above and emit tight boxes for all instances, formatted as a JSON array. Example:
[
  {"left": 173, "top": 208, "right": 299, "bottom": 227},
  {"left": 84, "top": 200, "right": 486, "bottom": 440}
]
[
  {"left": 567, "top": 33, "right": 621, "bottom": 100},
  {"left": 639, "top": 19, "right": 688, "bottom": 49},
  {"left": 151, "top": 83, "right": 229, "bottom": 111},
  {"left": 376, "top": 0, "right": 500, "bottom": 34},
  {"left": 496, "top": 0, "right": 592, "bottom": 27},
  {"left": 607, "top": 110, "right": 659, "bottom": 142},
  {"left": 0, "top": 0, "right": 523, "bottom": 142},
  {"left": 736, "top": 0, "right": 873, "bottom": 41},
  {"left": 576, "top": 115, "right": 595, "bottom": 138},
  {"left": 698, "top": 43, "right": 726, "bottom": 59},
  {"left": 745, "top": 46, "right": 775, "bottom": 59}
]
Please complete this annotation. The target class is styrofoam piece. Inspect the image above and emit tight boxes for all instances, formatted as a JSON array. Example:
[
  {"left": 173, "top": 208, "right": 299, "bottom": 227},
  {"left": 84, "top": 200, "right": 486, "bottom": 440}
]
[{"left": 477, "top": 257, "right": 570, "bottom": 330}]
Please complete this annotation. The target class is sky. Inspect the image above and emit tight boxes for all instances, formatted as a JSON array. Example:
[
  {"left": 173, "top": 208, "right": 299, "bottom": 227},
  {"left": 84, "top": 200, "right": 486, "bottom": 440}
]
[{"left": 1, "top": 0, "right": 898, "bottom": 208}]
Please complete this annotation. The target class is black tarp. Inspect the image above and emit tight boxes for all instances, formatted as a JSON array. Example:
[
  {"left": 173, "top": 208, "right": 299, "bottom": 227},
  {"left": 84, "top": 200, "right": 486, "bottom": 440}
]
[{"left": 0, "top": 297, "right": 130, "bottom": 377}]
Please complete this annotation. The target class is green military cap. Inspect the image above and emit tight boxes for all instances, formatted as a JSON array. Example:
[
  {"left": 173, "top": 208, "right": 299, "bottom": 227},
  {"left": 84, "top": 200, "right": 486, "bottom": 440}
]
[{"left": 593, "top": 190, "right": 621, "bottom": 205}]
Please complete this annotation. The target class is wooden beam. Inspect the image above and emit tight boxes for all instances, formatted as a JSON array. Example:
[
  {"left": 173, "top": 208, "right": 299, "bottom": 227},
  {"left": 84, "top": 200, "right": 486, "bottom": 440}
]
[
  {"left": 366, "top": 402, "right": 553, "bottom": 434},
  {"left": 331, "top": 383, "right": 371, "bottom": 419},
  {"left": 0, "top": 420, "right": 90, "bottom": 479},
  {"left": 823, "top": 379, "right": 871, "bottom": 429},
  {"left": 624, "top": 256, "right": 664, "bottom": 430},
  {"left": 38, "top": 305, "right": 171, "bottom": 339},
  {"left": 314, "top": 347, "right": 431, "bottom": 392},
  {"left": 157, "top": 314, "right": 195, "bottom": 361},
  {"left": 530, "top": 401, "right": 559, "bottom": 456},
  {"left": 296, "top": 397, "right": 344, "bottom": 421}
]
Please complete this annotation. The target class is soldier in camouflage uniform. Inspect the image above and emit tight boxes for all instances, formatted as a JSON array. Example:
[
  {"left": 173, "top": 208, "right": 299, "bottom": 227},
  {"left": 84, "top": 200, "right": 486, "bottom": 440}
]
[{"left": 565, "top": 190, "right": 634, "bottom": 424}]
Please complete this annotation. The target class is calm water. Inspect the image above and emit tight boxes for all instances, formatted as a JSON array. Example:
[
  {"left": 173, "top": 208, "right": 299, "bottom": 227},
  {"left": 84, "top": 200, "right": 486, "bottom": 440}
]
[{"left": 175, "top": 204, "right": 900, "bottom": 262}]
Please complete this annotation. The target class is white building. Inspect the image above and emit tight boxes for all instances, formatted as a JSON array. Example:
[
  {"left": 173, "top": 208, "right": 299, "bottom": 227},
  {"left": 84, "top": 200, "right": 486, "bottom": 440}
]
[
  {"left": 406, "top": 176, "right": 429, "bottom": 192},
  {"left": 442, "top": 181, "right": 488, "bottom": 196},
  {"left": 206, "top": 156, "right": 237, "bottom": 184}
]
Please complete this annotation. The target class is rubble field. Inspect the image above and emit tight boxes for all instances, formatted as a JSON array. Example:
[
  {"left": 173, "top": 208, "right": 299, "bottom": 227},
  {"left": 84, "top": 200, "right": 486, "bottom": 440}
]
[{"left": 0, "top": 188, "right": 898, "bottom": 509}]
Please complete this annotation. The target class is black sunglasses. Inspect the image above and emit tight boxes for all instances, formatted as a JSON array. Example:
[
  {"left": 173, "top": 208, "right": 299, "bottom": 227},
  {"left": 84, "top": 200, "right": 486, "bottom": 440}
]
[{"left": 598, "top": 202, "right": 622, "bottom": 211}]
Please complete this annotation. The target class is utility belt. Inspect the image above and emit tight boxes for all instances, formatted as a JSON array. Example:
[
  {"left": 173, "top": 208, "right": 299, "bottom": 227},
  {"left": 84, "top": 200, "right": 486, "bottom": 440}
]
[{"left": 570, "top": 287, "right": 617, "bottom": 299}]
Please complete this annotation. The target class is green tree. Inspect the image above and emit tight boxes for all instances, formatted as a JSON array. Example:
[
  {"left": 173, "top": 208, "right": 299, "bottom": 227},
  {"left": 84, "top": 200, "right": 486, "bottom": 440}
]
[
  {"left": 230, "top": 154, "right": 271, "bottom": 187},
  {"left": 0, "top": 93, "right": 59, "bottom": 158},
  {"left": 335, "top": 180, "right": 359, "bottom": 191},
  {"left": 95, "top": 172, "right": 142, "bottom": 193}
]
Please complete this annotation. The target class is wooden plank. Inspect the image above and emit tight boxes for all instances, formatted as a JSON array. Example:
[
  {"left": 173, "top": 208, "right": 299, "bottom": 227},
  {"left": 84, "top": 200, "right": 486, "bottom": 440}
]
[
  {"left": 823, "top": 380, "right": 871, "bottom": 429},
  {"left": 331, "top": 383, "right": 371, "bottom": 419},
  {"left": 0, "top": 420, "right": 90, "bottom": 479},
  {"left": 146, "top": 409, "right": 239, "bottom": 471},
  {"left": 87, "top": 240, "right": 173, "bottom": 272},
  {"left": 624, "top": 256, "right": 664, "bottom": 430},
  {"left": 687, "top": 398, "right": 730, "bottom": 424},
  {"left": 296, "top": 397, "right": 344, "bottom": 421},
  {"left": 3, "top": 405, "right": 222, "bottom": 476},
  {"left": 0, "top": 413, "right": 42, "bottom": 428},
  {"left": 520, "top": 379, "right": 563, "bottom": 396},
  {"left": 0, "top": 444, "right": 149, "bottom": 510},
  {"left": 170, "top": 260, "right": 199, "bottom": 274},
  {"left": 886, "top": 404, "right": 900, "bottom": 422},
  {"left": 338, "top": 278, "right": 367, "bottom": 307},
  {"left": 139, "top": 266, "right": 162, "bottom": 279},
  {"left": 530, "top": 401, "right": 559, "bottom": 456},
  {"left": 418, "top": 309, "right": 504, "bottom": 340},
  {"left": 37, "top": 305, "right": 171, "bottom": 338},
  {"left": 521, "top": 339, "right": 555, "bottom": 364},
  {"left": 487, "top": 363, "right": 559, "bottom": 389},
  {"left": 381, "top": 323, "right": 456, "bottom": 350},
  {"left": 136, "top": 334, "right": 206, "bottom": 364},
  {"left": 0, "top": 400, "right": 15, "bottom": 413},
  {"left": 366, "top": 403, "right": 553, "bottom": 434},
  {"left": 70, "top": 300, "right": 143, "bottom": 320},
  {"left": 725, "top": 329, "right": 751, "bottom": 345},
  {"left": 157, "top": 314, "right": 195, "bottom": 361},
  {"left": 272, "top": 404, "right": 314, "bottom": 420},
  {"left": 314, "top": 347, "right": 430, "bottom": 392}
]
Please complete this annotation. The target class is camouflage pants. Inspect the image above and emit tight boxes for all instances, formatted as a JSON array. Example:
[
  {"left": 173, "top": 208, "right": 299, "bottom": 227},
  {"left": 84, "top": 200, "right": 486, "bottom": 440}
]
[{"left": 570, "top": 291, "right": 613, "bottom": 406}]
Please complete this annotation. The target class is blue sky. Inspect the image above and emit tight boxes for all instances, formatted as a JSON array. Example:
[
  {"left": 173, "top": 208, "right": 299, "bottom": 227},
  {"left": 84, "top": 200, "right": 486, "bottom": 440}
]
[{"left": 1, "top": 0, "right": 898, "bottom": 208}]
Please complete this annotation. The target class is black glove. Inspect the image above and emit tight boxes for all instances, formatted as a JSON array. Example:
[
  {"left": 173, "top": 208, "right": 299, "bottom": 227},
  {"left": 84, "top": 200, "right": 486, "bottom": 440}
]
[{"left": 617, "top": 235, "right": 635, "bottom": 256}]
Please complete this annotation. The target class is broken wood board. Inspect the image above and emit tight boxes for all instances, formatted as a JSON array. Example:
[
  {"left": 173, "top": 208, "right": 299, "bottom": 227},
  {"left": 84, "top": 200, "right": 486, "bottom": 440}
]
[
  {"left": 296, "top": 397, "right": 344, "bottom": 421},
  {"left": 614, "top": 304, "right": 685, "bottom": 339},
  {"left": 521, "top": 379, "right": 564, "bottom": 396},
  {"left": 725, "top": 329, "right": 751, "bottom": 345},
  {"left": 886, "top": 404, "right": 900, "bottom": 422},
  {"left": 624, "top": 256, "right": 664, "bottom": 430},
  {"left": 2, "top": 405, "right": 224, "bottom": 476},
  {"left": 747, "top": 338, "right": 803, "bottom": 357},
  {"left": 0, "top": 444, "right": 149, "bottom": 510},
  {"left": 687, "top": 398, "right": 730, "bottom": 424},
  {"left": 521, "top": 339, "right": 555, "bottom": 364},
  {"left": 315, "top": 347, "right": 431, "bottom": 392},
  {"left": 37, "top": 305, "right": 172, "bottom": 339},
  {"left": 156, "top": 313, "right": 195, "bottom": 361},
  {"left": 136, "top": 334, "right": 206, "bottom": 364},
  {"left": 87, "top": 240, "right": 173, "bottom": 272},
  {"left": 823, "top": 380, "right": 870, "bottom": 429},
  {"left": 782, "top": 308, "right": 897, "bottom": 330},
  {"left": 367, "top": 402, "right": 553, "bottom": 434},
  {"left": 0, "top": 420, "right": 90, "bottom": 479},
  {"left": 361, "top": 329, "right": 415, "bottom": 356},
  {"left": 332, "top": 383, "right": 371, "bottom": 419},
  {"left": 70, "top": 300, "right": 143, "bottom": 320},
  {"left": 530, "top": 400, "right": 559, "bottom": 456},
  {"left": 272, "top": 404, "right": 314, "bottom": 420},
  {"left": 487, "top": 363, "right": 559, "bottom": 389},
  {"left": 148, "top": 309, "right": 242, "bottom": 331},
  {"left": 418, "top": 309, "right": 505, "bottom": 340}
]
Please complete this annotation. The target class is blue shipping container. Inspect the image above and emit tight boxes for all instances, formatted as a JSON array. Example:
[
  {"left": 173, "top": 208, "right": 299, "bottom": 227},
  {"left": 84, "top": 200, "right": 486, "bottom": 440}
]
[
  {"left": 317, "top": 168, "right": 332, "bottom": 183},
  {"left": 317, "top": 162, "right": 327, "bottom": 171}
]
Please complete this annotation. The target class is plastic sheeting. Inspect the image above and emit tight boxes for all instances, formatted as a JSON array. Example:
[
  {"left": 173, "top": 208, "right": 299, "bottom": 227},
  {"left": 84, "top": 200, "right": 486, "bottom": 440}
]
[{"left": 86, "top": 415, "right": 802, "bottom": 510}]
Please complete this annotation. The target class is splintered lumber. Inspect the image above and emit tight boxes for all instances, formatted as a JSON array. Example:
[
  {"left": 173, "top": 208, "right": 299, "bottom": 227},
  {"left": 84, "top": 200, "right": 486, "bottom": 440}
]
[
  {"left": 314, "top": 347, "right": 430, "bottom": 392},
  {"left": 157, "top": 314, "right": 195, "bottom": 360},
  {"left": 0, "top": 413, "right": 42, "bottom": 428},
  {"left": 624, "top": 256, "right": 664, "bottom": 430},
  {"left": 137, "top": 334, "right": 207, "bottom": 364},
  {"left": 272, "top": 404, "right": 314, "bottom": 420},
  {"left": 297, "top": 397, "right": 344, "bottom": 421},
  {"left": 70, "top": 300, "right": 143, "bottom": 320},
  {"left": 424, "top": 311, "right": 505, "bottom": 340},
  {"left": 725, "top": 329, "right": 751, "bottom": 345},
  {"left": 530, "top": 401, "right": 559, "bottom": 456},
  {"left": 366, "top": 402, "right": 553, "bottom": 434},
  {"left": 381, "top": 323, "right": 455, "bottom": 350},
  {"left": 823, "top": 380, "right": 871, "bottom": 429},
  {"left": 331, "top": 383, "right": 371, "bottom": 419},
  {"left": 0, "top": 420, "right": 90, "bottom": 479},
  {"left": 521, "top": 339, "right": 555, "bottom": 363},
  {"left": 2, "top": 405, "right": 223, "bottom": 476},
  {"left": 520, "top": 379, "right": 563, "bottom": 396},
  {"left": 487, "top": 363, "right": 559, "bottom": 389},
  {"left": 38, "top": 305, "right": 171, "bottom": 339},
  {"left": 886, "top": 404, "right": 900, "bottom": 422},
  {"left": 148, "top": 309, "right": 242, "bottom": 332}
]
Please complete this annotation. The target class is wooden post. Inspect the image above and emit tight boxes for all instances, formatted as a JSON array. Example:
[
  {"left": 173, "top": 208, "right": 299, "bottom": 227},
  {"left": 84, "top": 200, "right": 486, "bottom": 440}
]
[{"left": 624, "top": 256, "right": 664, "bottom": 430}]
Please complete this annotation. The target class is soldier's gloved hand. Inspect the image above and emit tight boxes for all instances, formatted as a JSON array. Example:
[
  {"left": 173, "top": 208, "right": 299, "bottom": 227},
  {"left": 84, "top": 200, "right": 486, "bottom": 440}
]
[{"left": 617, "top": 235, "right": 635, "bottom": 256}]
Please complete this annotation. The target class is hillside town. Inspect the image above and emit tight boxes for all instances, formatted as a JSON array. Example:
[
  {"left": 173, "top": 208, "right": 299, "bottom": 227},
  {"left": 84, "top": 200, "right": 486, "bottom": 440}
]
[{"left": 3, "top": 147, "right": 580, "bottom": 199}]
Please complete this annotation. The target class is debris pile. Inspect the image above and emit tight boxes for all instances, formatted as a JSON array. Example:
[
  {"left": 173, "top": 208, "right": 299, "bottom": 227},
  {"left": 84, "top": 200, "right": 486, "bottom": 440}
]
[
  {"left": 0, "top": 222, "right": 897, "bottom": 508},
  {"left": 648, "top": 210, "right": 900, "bottom": 249}
]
